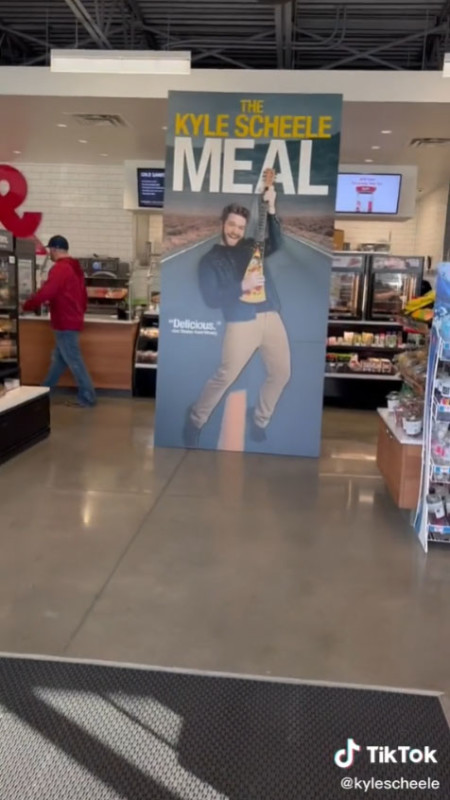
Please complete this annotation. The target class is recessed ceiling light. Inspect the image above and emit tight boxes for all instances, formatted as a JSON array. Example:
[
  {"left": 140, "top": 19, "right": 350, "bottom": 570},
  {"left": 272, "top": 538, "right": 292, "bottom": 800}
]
[
  {"left": 78, "top": 139, "right": 88, "bottom": 144},
  {"left": 381, "top": 130, "right": 392, "bottom": 134},
  {"left": 162, "top": 125, "right": 168, "bottom": 131},
  {"left": 13, "top": 150, "right": 21, "bottom": 155},
  {"left": 371, "top": 145, "right": 381, "bottom": 150},
  {"left": 365, "top": 159, "right": 374, "bottom": 163},
  {"left": 100, "top": 153, "right": 108, "bottom": 157},
  {"left": 57, "top": 123, "right": 67, "bottom": 128}
]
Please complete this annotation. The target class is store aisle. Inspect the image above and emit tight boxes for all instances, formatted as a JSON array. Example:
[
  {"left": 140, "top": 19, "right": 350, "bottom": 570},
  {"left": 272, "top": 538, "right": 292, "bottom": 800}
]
[{"left": 0, "top": 399, "right": 446, "bottom": 695}]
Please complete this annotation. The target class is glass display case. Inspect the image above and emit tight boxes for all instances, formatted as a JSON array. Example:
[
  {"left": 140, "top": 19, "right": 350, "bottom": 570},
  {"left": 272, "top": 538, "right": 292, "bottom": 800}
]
[
  {"left": 133, "top": 294, "right": 160, "bottom": 397},
  {"left": 329, "top": 253, "right": 367, "bottom": 319},
  {"left": 0, "top": 231, "right": 19, "bottom": 389},
  {"left": 366, "top": 255, "right": 424, "bottom": 321}
]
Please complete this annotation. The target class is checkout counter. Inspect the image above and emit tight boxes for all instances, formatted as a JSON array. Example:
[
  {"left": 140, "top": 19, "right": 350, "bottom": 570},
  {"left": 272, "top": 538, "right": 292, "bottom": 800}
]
[
  {"left": 19, "top": 314, "right": 138, "bottom": 391},
  {"left": 19, "top": 257, "right": 139, "bottom": 392}
]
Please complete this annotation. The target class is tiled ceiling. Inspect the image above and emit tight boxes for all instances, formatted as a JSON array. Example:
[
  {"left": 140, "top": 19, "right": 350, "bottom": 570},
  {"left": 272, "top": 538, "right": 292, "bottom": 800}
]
[{"left": 0, "top": 0, "right": 448, "bottom": 71}]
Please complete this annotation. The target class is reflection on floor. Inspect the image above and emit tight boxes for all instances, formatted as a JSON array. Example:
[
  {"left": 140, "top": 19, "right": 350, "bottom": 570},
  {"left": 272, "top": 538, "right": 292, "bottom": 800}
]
[{"left": 0, "top": 399, "right": 445, "bottom": 694}]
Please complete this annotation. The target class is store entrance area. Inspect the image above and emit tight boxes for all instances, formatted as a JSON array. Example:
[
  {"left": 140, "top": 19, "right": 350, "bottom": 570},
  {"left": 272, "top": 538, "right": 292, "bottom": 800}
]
[{"left": 1, "top": 397, "right": 448, "bottom": 696}]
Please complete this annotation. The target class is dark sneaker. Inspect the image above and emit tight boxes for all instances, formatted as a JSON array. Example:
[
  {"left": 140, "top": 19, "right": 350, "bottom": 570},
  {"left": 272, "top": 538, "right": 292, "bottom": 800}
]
[
  {"left": 183, "top": 406, "right": 201, "bottom": 448},
  {"left": 246, "top": 407, "right": 267, "bottom": 442}
]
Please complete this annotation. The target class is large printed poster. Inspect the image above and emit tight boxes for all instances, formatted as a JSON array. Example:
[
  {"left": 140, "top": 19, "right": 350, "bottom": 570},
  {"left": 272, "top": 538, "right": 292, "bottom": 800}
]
[{"left": 155, "top": 92, "right": 342, "bottom": 456}]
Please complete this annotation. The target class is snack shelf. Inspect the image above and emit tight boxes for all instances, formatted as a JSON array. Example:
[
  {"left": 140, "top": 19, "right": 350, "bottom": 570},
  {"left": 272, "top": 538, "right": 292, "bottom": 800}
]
[
  {"left": 329, "top": 319, "right": 403, "bottom": 327},
  {"left": 327, "top": 345, "right": 405, "bottom": 353},
  {"left": 325, "top": 372, "right": 400, "bottom": 381}
]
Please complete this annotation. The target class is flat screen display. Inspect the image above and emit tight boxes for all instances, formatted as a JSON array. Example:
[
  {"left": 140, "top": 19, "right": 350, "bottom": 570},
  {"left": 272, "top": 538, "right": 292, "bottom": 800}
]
[
  {"left": 137, "top": 168, "right": 165, "bottom": 209},
  {"left": 336, "top": 173, "right": 402, "bottom": 215}
]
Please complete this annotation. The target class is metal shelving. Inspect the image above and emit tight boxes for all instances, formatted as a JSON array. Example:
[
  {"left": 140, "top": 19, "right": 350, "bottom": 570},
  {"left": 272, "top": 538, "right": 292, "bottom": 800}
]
[
  {"left": 325, "top": 372, "right": 400, "bottom": 381},
  {"left": 414, "top": 321, "right": 450, "bottom": 549}
]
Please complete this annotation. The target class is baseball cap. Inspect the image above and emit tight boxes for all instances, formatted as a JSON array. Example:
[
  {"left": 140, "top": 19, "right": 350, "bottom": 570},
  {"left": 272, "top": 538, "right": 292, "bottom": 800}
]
[{"left": 47, "top": 235, "right": 69, "bottom": 250}]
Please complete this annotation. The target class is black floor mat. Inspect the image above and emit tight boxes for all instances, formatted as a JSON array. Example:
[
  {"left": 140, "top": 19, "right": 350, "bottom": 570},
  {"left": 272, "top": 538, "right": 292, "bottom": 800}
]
[{"left": 0, "top": 656, "right": 449, "bottom": 799}]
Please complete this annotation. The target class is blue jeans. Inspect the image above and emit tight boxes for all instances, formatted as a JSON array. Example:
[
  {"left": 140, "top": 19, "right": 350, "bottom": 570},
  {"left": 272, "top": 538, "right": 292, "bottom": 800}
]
[{"left": 44, "top": 330, "right": 96, "bottom": 407}]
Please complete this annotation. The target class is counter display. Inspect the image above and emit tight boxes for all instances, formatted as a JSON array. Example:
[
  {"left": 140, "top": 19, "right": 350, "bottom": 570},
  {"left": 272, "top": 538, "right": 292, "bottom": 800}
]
[
  {"left": 376, "top": 407, "right": 422, "bottom": 510},
  {"left": 0, "top": 386, "right": 50, "bottom": 464},
  {"left": 19, "top": 315, "right": 138, "bottom": 391}
]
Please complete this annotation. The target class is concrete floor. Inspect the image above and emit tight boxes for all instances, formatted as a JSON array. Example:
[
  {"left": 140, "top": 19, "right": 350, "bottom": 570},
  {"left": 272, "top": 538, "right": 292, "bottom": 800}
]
[{"left": 0, "top": 398, "right": 447, "bottom": 694}]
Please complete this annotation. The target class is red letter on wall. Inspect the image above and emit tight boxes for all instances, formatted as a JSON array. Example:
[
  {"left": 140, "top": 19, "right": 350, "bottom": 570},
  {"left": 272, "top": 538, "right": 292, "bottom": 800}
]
[{"left": 0, "top": 165, "right": 42, "bottom": 237}]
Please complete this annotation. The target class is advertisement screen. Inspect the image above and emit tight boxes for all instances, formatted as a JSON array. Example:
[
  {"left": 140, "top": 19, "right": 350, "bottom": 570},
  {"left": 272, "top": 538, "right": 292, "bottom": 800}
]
[
  {"left": 154, "top": 91, "right": 342, "bottom": 457},
  {"left": 336, "top": 173, "right": 402, "bottom": 215},
  {"left": 137, "top": 168, "right": 165, "bottom": 208}
]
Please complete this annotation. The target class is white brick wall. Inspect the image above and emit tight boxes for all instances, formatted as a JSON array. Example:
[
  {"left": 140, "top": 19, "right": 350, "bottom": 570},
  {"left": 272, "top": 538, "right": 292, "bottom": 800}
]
[
  {"left": 19, "top": 163, "right": 134, "bottom": 260},
  {"left": 415, "top": 184, "right": 449, "bottom": 268},
  {"left": 13, "top": 162, "right": 449, "bottom": 270},
  {"left": 340, "top": 218, "right": 417, "bottom": 254}
]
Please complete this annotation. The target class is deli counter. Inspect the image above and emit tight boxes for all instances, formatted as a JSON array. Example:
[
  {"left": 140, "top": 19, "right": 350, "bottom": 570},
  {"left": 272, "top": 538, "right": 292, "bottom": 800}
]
[
  {"left": 19, "top": 256, "right": 140, "bottom": 392},
  {"left": 19, "top": 314, "right": 138, "bottom": 391}
]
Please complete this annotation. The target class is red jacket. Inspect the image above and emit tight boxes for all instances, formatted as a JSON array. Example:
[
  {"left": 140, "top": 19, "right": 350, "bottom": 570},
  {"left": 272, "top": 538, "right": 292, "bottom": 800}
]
[{"left": 23, "top": 257, "right": 88, "bottom": 331}]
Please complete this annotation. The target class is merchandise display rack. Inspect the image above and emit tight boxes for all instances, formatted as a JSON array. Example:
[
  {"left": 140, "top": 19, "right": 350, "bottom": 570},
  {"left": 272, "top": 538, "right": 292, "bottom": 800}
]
[
  {"left": 414, "top": 262, "right": 450, "bottom": 551},
  {"left": 416, "top": 333, "right": 450, "bottom": 545}
]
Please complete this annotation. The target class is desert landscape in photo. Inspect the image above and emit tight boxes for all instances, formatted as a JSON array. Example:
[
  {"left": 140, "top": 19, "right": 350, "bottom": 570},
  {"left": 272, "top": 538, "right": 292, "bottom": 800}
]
[{"left": 162, "top": 213, "right": 334, "bottom": 256}]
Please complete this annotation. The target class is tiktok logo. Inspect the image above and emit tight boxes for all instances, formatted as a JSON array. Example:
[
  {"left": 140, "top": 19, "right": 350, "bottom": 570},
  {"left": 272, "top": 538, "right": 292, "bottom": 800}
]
[{"left": 334, "top": 738, "right": 361, "bottom": 769}]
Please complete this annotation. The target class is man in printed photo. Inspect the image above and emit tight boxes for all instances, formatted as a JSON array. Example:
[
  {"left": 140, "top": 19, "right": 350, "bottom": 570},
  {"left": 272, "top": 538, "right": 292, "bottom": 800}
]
[{"left": 183, "top": 178, "right": 291, "bottom": 447}]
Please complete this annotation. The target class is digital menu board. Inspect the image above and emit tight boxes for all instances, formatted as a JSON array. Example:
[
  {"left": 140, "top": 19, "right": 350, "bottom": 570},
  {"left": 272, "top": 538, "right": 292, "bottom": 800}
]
[{"left": 137, "top": 168, "right": 165, "bottom": 209}]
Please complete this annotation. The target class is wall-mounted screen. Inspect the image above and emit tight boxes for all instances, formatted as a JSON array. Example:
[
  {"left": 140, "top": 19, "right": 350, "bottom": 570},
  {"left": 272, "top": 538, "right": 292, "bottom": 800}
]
[
  {"left": 336, "top": 173, "right": 402, "bottom": 215},
  {"left": 137, "top": 168, "right": 165, "bottom": 209}
]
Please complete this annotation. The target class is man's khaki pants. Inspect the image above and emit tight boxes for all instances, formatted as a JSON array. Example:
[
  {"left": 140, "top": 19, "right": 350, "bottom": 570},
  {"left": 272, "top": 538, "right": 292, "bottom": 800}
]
[{"left": 191, "top": 311, "right": 291, "bottom": 429}]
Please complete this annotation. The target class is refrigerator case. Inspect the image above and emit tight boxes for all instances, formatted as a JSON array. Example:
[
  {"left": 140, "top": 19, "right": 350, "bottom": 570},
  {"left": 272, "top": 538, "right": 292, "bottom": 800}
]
[
  {"left": 329, "top": 253, "right": 367, "bottom": 319},
  {"left": 366, "top": 255, "right": 424, "bottom": 321}
]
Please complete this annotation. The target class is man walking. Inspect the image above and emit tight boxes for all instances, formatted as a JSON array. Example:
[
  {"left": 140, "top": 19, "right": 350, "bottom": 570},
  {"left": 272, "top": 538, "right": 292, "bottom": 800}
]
[
  {"left": 23, "top": 235, "right": 96, "bottom": 408},
  {"left": 184, "top": 183, "right": 291, "bottom": 447}
]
